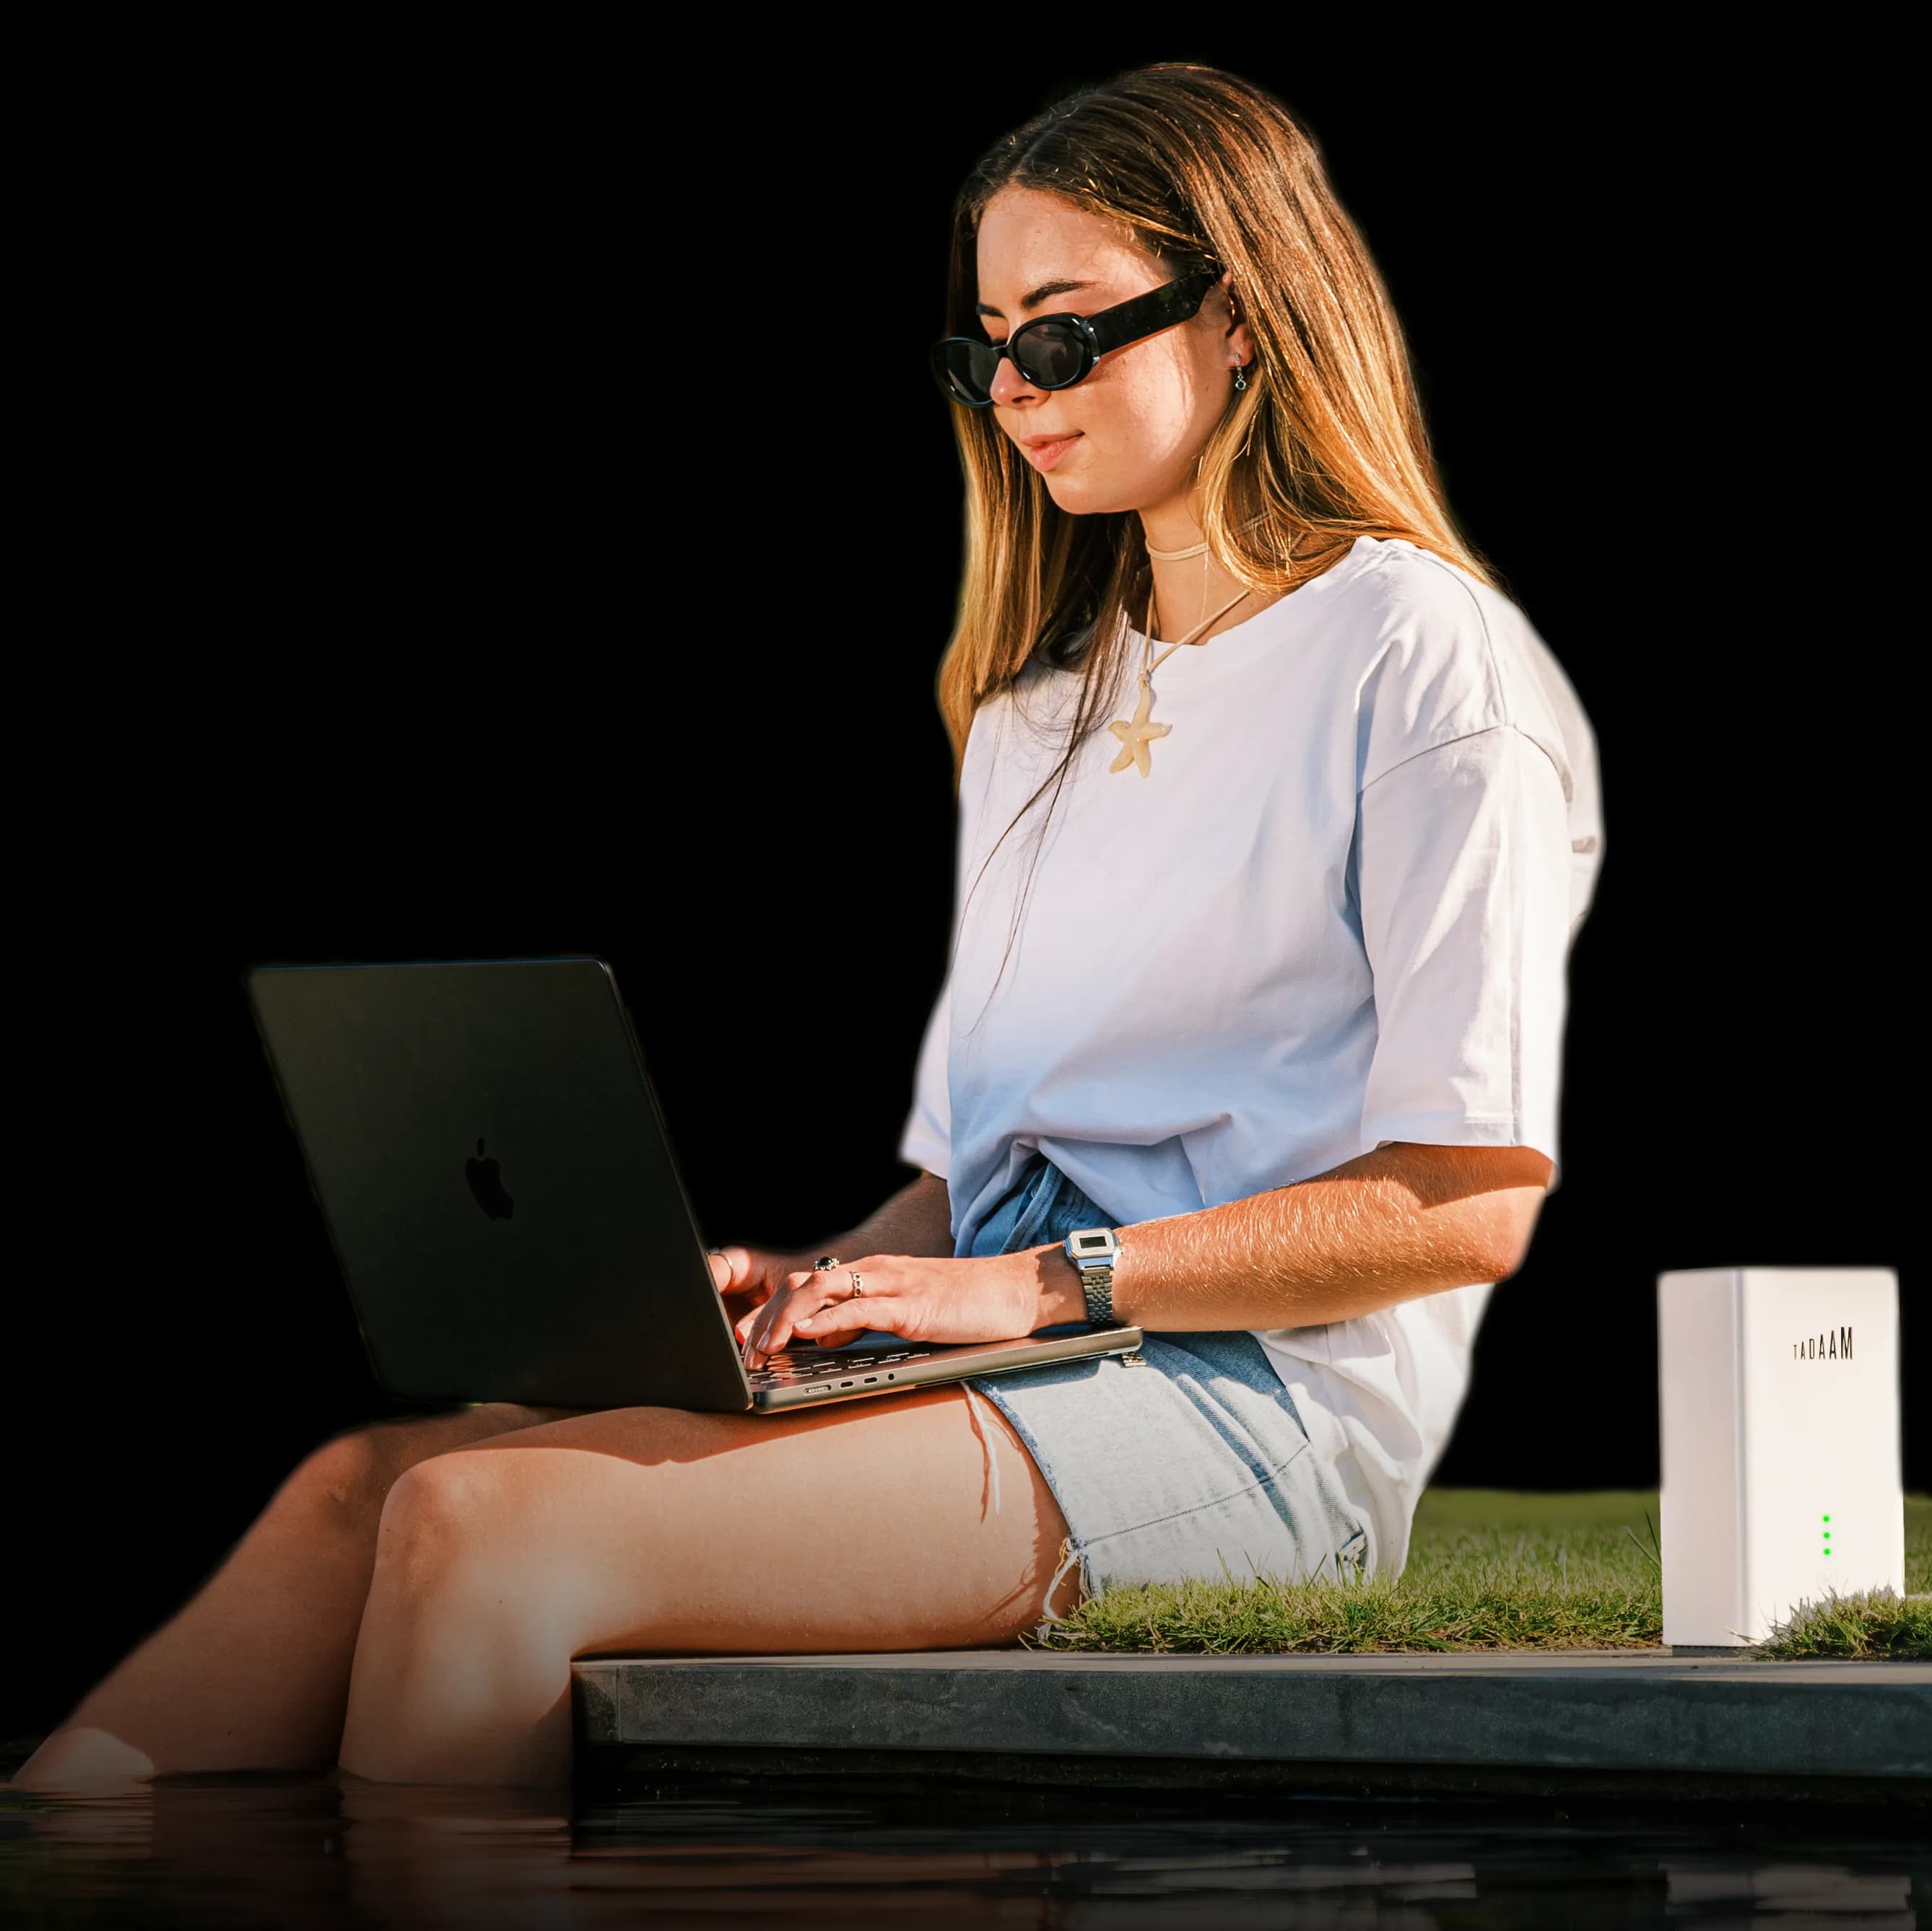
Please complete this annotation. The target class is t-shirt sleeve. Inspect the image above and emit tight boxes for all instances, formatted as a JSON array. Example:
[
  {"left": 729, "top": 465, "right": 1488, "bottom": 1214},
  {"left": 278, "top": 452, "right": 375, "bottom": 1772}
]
[
  {"left": 1355, "top": 723, "right": 1573, "bottom": 1175},
  {"left": 897, "top": 975, "right": 952, "bottom": 1178}
]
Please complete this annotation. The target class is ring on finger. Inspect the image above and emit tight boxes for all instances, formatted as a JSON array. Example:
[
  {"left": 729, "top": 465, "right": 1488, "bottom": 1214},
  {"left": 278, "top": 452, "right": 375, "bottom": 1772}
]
[{"left": 848, "top": 1271, "right": 863, "bottom": 1299}]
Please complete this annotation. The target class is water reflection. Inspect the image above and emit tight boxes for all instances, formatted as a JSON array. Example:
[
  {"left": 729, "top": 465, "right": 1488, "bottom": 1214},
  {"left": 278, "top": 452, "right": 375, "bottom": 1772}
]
[{"left": 2, "top": 1763, "right": 1926, "bottom": 1927}]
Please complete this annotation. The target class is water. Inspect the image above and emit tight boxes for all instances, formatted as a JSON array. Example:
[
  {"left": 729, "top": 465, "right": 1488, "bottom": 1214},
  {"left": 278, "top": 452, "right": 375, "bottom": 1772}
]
[{"left": 3, "top": 1761, "right": 1927, "bottom": 1928}]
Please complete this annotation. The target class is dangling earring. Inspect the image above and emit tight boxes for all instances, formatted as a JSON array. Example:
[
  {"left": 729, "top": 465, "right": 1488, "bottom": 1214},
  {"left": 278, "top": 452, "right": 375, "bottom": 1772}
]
[{"left": 1232, "top": 362, "right": 1248, "bottom": 393}]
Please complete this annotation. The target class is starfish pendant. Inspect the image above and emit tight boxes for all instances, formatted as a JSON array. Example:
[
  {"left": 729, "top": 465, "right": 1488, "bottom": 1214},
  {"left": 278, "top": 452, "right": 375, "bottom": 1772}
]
[{"left": 1108, "top": 674, "right": 1172, "bottom": 777}]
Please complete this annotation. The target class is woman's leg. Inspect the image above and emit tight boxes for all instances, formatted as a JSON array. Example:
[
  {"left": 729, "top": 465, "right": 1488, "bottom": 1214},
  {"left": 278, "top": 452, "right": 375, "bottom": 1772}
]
[
  {"left": 11, "top": 1401, "right": 565, "bottom": 1789},
  {"left": 339, "top": 1385, "right": 1076, "bottom": 1787}
]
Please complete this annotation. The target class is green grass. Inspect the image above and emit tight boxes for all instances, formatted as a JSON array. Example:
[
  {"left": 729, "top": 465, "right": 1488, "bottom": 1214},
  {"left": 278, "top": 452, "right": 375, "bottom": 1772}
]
[{"left": 1027, "top": 1489, "right": 1932, "bottom": 1659}]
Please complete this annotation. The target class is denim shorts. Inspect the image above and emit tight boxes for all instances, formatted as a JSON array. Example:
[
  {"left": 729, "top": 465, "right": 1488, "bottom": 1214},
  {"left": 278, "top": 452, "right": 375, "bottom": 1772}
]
[{"left": 962, "top": 1154, "right": 1368, "bottom": 1619}]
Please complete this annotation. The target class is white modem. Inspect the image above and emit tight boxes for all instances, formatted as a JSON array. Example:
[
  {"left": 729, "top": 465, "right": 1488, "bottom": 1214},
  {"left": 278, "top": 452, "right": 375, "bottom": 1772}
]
[{"left": 1658, "top": 1268, "right": 1903, "bottom": 1647}]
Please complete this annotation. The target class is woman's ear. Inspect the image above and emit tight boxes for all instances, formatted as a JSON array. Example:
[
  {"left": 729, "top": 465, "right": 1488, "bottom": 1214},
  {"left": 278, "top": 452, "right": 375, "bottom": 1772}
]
[{"left": 1220, "top": 274, "right": 1256, "bottom": 373}]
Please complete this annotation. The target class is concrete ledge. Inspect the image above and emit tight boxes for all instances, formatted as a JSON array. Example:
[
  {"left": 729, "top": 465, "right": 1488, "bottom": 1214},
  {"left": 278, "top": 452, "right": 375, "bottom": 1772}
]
[{"left": 573, "top": 1650, "right": 1932, "bottom": 1800}]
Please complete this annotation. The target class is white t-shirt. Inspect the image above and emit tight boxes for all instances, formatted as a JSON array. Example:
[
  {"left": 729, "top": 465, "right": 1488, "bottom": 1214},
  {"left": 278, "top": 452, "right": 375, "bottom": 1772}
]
[{"left": 899, "top": 536, "right": 1604, "bottom": 1577}]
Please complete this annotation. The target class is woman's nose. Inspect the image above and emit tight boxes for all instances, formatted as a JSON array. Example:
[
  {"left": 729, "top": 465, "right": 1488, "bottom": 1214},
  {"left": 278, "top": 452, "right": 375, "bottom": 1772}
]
[{"left": 987, "top": 353, "right": 1038, "bottom": 409}]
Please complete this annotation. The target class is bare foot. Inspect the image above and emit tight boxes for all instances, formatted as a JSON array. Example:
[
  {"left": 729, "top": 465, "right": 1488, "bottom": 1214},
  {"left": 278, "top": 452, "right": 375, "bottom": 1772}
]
[{"left": 9, "top": 1726, "right": 157, "bottom": 1790}]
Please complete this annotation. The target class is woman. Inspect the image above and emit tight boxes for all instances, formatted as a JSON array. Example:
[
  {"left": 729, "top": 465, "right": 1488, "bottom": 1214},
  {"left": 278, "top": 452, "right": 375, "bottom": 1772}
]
[{"left": 17, "top": 62, "right": 1600, "bottom": 1792}]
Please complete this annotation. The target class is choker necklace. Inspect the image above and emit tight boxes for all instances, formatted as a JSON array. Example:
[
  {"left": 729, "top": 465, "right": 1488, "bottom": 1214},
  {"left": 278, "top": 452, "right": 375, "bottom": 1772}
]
[
  {"left": 1144, "top": 514, "right": 1269, "bottom": 562},
  {"left": 1108, "top": 580, "right": 1251, "bottom": 777}
]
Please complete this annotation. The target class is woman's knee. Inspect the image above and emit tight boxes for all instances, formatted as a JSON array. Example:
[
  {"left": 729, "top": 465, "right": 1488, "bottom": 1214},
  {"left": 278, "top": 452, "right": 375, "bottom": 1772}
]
[
  {"left": 371, "top": 1450, "right": 521, "bottom": 1596},
  {"left": 280, "top": 1429, "right": 391, "bottom": 1530},
  {"left": 295, "top": 1404, "right": 547, "bottom": 1521}
]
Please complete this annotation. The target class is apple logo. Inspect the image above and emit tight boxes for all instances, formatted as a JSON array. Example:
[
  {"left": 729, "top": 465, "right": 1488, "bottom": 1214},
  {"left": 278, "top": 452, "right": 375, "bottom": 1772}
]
[{"left": 465, "top": 1138, "right": 515, "bottom": 1221}]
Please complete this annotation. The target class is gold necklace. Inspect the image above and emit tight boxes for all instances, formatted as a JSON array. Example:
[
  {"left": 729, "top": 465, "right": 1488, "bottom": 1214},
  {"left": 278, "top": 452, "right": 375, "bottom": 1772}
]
[{"left": 1108, "top": 576, "right": 1250, "bottom": 777}]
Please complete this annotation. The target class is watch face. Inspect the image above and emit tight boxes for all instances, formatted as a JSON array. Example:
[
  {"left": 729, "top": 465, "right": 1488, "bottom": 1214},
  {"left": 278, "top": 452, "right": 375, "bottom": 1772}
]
[{"left": 1070, "top": 1229, "right": 1117, "bottom": 1258}]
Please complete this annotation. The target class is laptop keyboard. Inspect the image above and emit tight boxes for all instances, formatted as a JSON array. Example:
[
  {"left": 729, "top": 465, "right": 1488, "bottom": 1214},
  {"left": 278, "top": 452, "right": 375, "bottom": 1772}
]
[{"left": 748, "top": 1346, "right": 931, "bottom": 1391}]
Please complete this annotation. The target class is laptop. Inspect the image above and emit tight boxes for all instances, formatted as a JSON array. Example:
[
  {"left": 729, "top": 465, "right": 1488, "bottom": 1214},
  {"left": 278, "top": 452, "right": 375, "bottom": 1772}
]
[{"left": 245, "top": 956, "right": 1142, "bottom": 1413}]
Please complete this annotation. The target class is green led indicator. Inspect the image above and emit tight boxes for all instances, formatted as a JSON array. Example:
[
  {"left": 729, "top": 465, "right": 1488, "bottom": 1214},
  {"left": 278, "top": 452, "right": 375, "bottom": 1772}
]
[{"left": 1822, "top": 1514, "right": 1831, "bottom": 1522}]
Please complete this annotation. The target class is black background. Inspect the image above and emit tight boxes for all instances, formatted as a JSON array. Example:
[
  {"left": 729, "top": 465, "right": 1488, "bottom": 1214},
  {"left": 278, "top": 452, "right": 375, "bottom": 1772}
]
[{"left": 14, "top": 33, "right": 1912, "bottom": 1733}]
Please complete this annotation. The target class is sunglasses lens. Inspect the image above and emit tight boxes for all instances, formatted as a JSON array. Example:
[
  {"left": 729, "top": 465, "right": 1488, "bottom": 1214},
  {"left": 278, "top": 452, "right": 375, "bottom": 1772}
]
[
  {"left": 934, "top": 320, "right": 1093, "bottom": 405},
  {"left": 937, "top": 340, "right": 1000, "bottom": 406},
  {"left": 1013, "top": 321, "right": 1088, "bottom": 389}
]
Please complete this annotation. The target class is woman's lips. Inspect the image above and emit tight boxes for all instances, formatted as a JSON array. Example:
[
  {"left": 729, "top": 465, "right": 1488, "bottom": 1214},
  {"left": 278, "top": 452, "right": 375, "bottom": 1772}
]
[{"left": 1022, "top": 432, "right": 1082, "bottom": 472}]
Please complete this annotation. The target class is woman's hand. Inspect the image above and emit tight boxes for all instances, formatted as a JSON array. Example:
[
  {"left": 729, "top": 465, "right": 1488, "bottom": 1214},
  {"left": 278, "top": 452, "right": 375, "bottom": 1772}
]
[
  {"left": 738, "top": 1251, "right": 1061, "bottom": 1368},
  {"left": 706, "top": 1245, "right": 819, "bottom": 1338}
]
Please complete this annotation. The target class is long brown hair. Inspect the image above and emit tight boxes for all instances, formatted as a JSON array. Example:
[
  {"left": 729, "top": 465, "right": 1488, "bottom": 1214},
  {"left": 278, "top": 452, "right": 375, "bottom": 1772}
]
[{"left": 936, "top": 63, "right": 1494, "bottom": 782}]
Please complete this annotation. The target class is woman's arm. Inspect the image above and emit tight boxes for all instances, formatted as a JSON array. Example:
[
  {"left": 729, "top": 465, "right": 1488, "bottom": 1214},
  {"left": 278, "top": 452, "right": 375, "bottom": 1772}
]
[
  {"left": 818, "top": 1169, "right": 956, "bottom": 1266},
  {"left": 746, "top": 1141, "right": 1550, "bottom": 1364},
  {"left": 710, "top": 1172, "right": 954, "bottom": 1287},
  {"left": 1024, "top": 1141, "right": 1552, "bottom": 1331}
]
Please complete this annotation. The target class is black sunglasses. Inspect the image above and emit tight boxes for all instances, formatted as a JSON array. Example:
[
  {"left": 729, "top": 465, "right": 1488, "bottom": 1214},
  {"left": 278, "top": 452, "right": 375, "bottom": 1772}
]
[{"left": 931, "top": 269, "right": 1222, "bottom": 408}]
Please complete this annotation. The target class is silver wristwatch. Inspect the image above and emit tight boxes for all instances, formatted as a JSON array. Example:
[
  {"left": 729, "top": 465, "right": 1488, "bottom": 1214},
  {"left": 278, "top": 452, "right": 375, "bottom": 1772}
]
[{"left": 1063, "top": 1226, "right": 1121, "bottom": 1325}]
